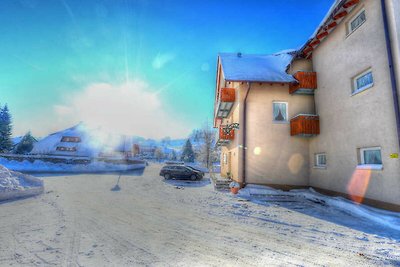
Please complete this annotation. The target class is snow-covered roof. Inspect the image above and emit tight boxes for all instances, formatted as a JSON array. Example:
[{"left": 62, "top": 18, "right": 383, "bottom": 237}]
[
  {"left": 310, "top": 0, "right": 343, "bottom": 38},
  {"left": 299, "top": 0, "right": 360, "bottom": 57},
  {"left": 219, "top": 52, "right": 296, "bottom": 83},
  {"left": 31, "top": 123, "right": 99, "bottom": 157},
  {"left": 31, "top": 123, "right": 144, "bottom": 157},
  {"left": 12, "top": 136, "right": 23, "bottom": 147}
]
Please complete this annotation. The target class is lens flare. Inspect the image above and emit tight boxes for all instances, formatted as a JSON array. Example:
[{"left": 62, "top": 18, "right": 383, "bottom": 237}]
[
  {"left": 288, "top": 153, "right": 304, "bottom": 174},
  {"left": 347, "top": 168, "right": 372, "bottom": 204},
  {"left": 253, "top": 147, "right": 261, "bottom": 155}
]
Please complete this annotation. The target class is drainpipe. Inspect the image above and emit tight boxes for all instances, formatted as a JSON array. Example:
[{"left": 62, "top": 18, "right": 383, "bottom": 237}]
[
  {"left": 381, "top": 0, "right": 400, "bottom": 150},
  {"left": 242, "top": 82, "right": 252, "bottom": 187}
]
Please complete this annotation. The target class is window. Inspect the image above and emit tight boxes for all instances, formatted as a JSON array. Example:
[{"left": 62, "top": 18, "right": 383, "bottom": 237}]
[
  {"left": 56, "top": 146, "right": 77, "bottom": 152},
  {"left": 61, "top": 136, "right": 81, "bottom": 143},
  {"left": 352, "top": 69, "right": 373, "bottom": 95},
  {"left": 223, "top": 153, "right": 227, "bottom": 165},
  {"left": 315, "top": 153, "right": 327, "bottom": 168},
  {"left": 360, "top": 147, "right": 382, "bottom": 165},
  {"left": 348, "top": 9, "right": 366, "bottom": 34},
  {"left": 273, "top": 102, "right": 288, "bottom": 122}
]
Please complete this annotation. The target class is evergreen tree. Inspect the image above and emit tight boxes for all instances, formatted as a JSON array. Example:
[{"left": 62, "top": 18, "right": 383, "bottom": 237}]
[
  {"left": 180, "top": 139, "right": 195, "bottom": 162},
  {"left": 15, "top": 132, "right": 35, "bottom": 154},
  {"left": 0, "top": 104, "right": 13, "bottom": 153}
]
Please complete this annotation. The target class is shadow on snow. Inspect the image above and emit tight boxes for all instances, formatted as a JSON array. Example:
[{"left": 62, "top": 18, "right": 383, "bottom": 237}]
[
  {"left": 163, "top": 178, "right": 211, "bottom": 188},
  {"left": 237, "top": 194, "right": 400, "bottom": 242}
]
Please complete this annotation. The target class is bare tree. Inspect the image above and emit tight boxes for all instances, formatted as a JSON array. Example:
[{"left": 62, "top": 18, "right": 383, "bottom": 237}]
[
  {"left": 154, "top": 147, "right": 164, "bottom": 162},
  {"left": 197, "top": 121, "right": 216, "bottom": 169}
]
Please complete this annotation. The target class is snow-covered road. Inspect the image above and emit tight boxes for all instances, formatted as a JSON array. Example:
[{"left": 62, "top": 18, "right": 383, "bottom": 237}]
[{"left": 0, "top": 164, "right": 399, "bottom": 266}]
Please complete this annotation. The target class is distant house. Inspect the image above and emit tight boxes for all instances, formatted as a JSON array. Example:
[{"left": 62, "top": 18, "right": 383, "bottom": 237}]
[
  {"left": 31, "top": 123, "right": 140, "bottom": 158},
  {"left": 214, "top": 0, "right": 400, "bottom": 210},
  {"left": 31, "top": 123, "right": 98, "bottom": 157},
  {"left": 137, "top": 145, "right": 157, "bottom": 158}
]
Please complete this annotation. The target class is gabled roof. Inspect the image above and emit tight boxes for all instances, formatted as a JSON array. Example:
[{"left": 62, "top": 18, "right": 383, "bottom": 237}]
[
  {"left": 31, "top": 123, "right": 97, "bottom": 157},
  {"left": 299, "top": 0, "right": 361, "bottom": 58},
  {"left": 218, "top": 52, "right": 296, "bottom": 83}
]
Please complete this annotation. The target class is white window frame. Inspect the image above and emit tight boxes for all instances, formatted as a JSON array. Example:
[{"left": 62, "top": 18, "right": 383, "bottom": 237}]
[
  {"left": 314, "top": 153, "right": 327, "bottom": 168},
  {"left": 347, "top": 9, "right": 366, "bottom": 36},
  {"left": 357, "top": 146, "right": 383, "bottom": 170},
  {"left": 272, "top": 101, "right": 288, "bottom": 123},
  {"left": 223, "top": 153, "right": 227, "bottom": 165},
  {"left": 352, "top": 69, "right": 373, "bottom": 96}
]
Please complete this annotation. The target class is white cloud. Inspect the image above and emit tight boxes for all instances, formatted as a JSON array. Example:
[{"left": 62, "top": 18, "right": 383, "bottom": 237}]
[
  {"left": 49, "top": 80, "right": 192, "bottom": 139},
  {"left": 152, "top": 53, "right": 175, "bottom": 69}
]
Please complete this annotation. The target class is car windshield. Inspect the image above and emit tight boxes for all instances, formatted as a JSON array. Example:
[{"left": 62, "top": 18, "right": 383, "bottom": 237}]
[{"left": 185, "top": 166, "right": 199, "bottom": 171}]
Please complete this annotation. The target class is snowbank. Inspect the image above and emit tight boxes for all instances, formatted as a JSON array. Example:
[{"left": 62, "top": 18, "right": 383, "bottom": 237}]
[
  {"left": 0, "top": 165, "right": 44, "bottom": 201},
  {"left": 0, "top": 158, "right": 145, "bottom": 173},
  {"left": 238, "top": 184, "right": 400, "bottom": 231}
]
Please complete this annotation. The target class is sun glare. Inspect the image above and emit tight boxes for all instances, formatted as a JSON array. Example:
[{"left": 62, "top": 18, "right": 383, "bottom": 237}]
[{"left": 347, "top": 168, "right": 372, "bottom": 204}]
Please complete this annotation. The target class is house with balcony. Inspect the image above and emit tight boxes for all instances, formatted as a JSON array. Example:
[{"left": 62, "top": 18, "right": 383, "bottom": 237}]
[{"left": 214, "top": 0, "right": 400, "bottom": 210}]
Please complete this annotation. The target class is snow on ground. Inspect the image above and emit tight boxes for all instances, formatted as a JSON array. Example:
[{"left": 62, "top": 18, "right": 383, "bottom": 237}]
[
  {"left": 0, "top": 164, "right": 43, "bottom": 201},
  {"left": 0, "top": 164, "right": 399, "bottom": 266},
  {"left": 238, "top": 184, "right": 400, "bottom": 232},
  {"left": 0, "top": 158, "right": 145, "bottom": 173}
]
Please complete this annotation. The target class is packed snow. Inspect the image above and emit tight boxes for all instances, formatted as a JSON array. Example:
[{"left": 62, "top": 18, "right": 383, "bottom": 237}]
[
  {"left": 0, "top": 164, "right": 399, "bottom": 266},
  {"left": 0, "top": 165, "right": 42, "bottom": 192},
  {"left": 0, "top": 158, "right": 146, "bottom": 173},
  {"left": 238, "top": 184, "right": 400, "bottom": 232},
  {"left": 0, "top": 164, "right": 43, "bottom": 201}
]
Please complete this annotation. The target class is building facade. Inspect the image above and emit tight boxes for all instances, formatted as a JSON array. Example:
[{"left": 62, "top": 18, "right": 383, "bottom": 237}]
[{"left": 214, "top": 0, "right": 400, "bottom": 210}]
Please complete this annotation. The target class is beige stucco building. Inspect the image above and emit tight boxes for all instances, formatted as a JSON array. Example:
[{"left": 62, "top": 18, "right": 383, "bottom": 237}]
[{"left": 214, "top": 0, "right": 400, "bottom": 210}]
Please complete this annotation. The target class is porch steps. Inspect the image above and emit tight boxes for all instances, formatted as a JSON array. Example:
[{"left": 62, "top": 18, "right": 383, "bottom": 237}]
[
  {"left": 209, "top": 172, "right": 231, "bottom": 191},
  {"left": 213, "top": 179, "right": 231, "bottom": 191}
]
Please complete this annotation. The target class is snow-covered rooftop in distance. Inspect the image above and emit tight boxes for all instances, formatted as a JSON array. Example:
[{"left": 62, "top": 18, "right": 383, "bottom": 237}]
[
  {"left": 12, "top": 136, "right": 23, "bottom": 145},
  {"left": 219, "top": 52, "right": 296, "bottom": 83},
  {"left": 31, "top": 123, "right": 99, "bottom": 157}
]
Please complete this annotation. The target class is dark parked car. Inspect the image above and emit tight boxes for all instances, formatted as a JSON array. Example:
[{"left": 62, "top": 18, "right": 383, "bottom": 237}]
[{"left": 159, "top": 165, "right": 204, "bottom": 180}]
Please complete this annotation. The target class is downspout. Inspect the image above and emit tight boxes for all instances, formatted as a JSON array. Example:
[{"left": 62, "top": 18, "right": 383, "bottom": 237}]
[
  {"left": 242, "top": 82, "right": 252, "bottom": 187},
  {"left": 381, "top": 0, "right": 400, "bottom": 150}
]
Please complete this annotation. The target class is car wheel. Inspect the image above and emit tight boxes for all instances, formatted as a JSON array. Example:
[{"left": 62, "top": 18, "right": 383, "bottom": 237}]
[
  {"left": 164, "top": 173, "right": 171, "bottom": 180},
  {"left": 190, "top": 174, "right": 197, "bottom": 181}
]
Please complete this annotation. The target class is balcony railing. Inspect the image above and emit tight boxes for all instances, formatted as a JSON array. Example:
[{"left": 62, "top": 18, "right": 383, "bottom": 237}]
[
  {"left": 289, "top": 71, "right": 317, "bottom": 95},
  {"left": 216, "top": 126, "right": 235, "bottom": 146},
  {"left": 216, "top": 88, "right": 235, "bottom": 118},
  {"left": 290, "top": 114, "right": 320, "bottom": 137}
]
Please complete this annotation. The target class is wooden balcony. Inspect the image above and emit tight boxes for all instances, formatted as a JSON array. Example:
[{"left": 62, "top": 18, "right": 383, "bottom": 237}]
[
  {"left": 216, "top": 126, "right": 235, "bottom": 146},
  {"left": 289, "top": 71, "right": 317, "bottom": 95},
  {"left": 216, "top": 88, "right": 235, "bottom": 118},
  {"left": 290, "top": 114, "right": 320, "bottom": 137}
]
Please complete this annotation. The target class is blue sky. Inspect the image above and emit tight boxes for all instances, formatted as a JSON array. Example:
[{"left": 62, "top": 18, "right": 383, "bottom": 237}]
[{"left": 0, "top": 0, "right": 333, "bottom": 139}]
